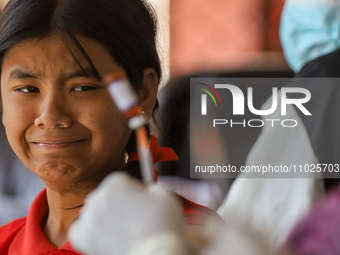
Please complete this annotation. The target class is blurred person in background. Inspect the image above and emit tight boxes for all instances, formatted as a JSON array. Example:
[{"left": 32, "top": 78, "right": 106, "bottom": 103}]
[
  {"left": 280, "top": 0, "right": 340, "bottom": 73},
  {"left": 218, "top": 0, "right": 340, "bottom": 254}
]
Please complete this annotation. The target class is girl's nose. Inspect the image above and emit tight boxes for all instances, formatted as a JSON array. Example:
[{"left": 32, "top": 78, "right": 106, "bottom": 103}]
[{"left": 34, "top": 94, "right": 72, "bottom": 129}]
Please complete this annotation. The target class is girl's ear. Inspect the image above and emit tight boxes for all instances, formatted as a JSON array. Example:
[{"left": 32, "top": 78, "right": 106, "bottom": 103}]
[{"left": 137, "top": 67, "right": 159, "bottom": 119}]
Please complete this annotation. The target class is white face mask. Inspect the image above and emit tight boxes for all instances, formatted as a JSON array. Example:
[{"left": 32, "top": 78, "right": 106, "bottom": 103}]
[{"left": 280, "top": 0, "right": 340, "bottom": 72}]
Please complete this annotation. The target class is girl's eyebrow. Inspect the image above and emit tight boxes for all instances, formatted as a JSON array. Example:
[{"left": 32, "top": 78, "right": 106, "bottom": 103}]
[
  {"left": 65, "top": 67, "right": 100, "bottom": 80},
  {"left": 8, "top": 67, "right": 102, "bottom": 83},
  {"left": 8, "top": 70, "right": 37, "bottom": 82}
]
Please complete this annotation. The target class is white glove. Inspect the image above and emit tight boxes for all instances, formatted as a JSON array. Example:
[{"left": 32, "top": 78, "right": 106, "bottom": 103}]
[
  {"left": 69, "top": 172, "right": 193, "bottom": 255},
  {"left": 200, "top": 219, "right": 273, "bottom": 255}
]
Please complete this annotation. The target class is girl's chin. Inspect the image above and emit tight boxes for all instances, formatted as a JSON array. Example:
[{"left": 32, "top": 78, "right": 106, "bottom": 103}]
[{"left": 34, "top": 160, "right": 78, "bottom": 181}]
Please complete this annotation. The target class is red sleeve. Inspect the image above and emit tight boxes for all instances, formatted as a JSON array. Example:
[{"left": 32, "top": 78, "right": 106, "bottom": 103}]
[
  {"left": 180, "top": 196, "right": 224, "bottom": 226},
  {"left": 0, "top": 217, "right": 26, "bottom": 254}
]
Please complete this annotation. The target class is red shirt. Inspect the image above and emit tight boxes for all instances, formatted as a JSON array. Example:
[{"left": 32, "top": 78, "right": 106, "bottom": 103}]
[
  {"left": 0, "top": 189, "right": 220, "bottom": 255},
  {"left": 0, "top": 190, "right": 79, "bottom": 255}
]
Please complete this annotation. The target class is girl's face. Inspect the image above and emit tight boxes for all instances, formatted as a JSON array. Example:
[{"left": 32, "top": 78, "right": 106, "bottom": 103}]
[{"left": 1, "top": 34, "right": 132, "bottom": 188}]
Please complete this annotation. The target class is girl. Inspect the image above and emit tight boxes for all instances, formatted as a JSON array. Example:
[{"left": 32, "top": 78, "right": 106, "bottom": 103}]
[{"left": 0, "top": 0, "right": 220, "bottom": 254}]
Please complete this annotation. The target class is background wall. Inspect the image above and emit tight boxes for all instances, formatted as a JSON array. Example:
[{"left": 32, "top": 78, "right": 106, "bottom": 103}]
[
  {"left": 170, "top": 0, "right": 289, "bottom": 77},
  {"left": 0, "top": 0, "right": 289, "bottom": 83}
]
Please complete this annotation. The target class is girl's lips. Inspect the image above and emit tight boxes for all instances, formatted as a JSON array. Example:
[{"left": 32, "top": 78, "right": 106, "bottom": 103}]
[{"left": 31, "top": 140, "right": 86, "bottom": 149}]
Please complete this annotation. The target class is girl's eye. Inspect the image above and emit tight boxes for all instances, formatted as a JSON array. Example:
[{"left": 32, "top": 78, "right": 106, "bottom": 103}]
[
  {"left": 16, "top": 86, "right": 40, "bottom": 93},
  {"left": 72, "top": 85, "right": 97, "bottom": 92}
]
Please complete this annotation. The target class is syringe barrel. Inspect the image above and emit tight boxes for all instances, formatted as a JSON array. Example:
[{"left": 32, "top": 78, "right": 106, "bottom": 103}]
[{"left": 108, "top": 78, "right": 139, "bottom": 112}]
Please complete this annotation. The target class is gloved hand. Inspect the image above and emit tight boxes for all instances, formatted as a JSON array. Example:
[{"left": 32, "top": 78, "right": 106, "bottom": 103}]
[
  {"left": 200, "top": 218, "right": 272, "bottom": 255},
  {"left": 69, "top": 172, "right": 193, "bottom": 255}
]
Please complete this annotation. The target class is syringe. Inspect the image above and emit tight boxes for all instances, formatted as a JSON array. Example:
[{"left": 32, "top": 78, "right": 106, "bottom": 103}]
[{"left": 104, "top": 72, "right": 155, "bottom": 184}]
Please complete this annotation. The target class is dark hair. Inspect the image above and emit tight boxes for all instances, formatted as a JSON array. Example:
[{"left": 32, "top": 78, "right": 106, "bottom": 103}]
[{"left": 0, "top": 0, "right": 161, "bottom": 180}]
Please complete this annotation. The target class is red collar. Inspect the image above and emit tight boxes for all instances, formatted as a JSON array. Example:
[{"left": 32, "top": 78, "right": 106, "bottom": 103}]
[
  {"left": 127, "top": 135, "right": 179, "bottom": 180},
  {"left": 9, "top": 189, "right": 80, "bottom": 254}
]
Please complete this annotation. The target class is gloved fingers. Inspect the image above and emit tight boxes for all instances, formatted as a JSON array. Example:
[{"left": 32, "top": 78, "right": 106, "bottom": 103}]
[
  {"left": 69, "top": 212, "right": 98, "bottom": 254},
  {"left": 90, "top": 171, "right": 146, "bottom": 197},
  {"left": 83, "top": 171, "right": 147, "bottom": 208},
  {"left": 147, "top": 184, "right": 183, "bottom": 212}
]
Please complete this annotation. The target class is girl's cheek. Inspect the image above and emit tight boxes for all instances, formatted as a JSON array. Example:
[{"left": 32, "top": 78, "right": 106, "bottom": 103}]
[
  {"left": 2, "top": 105, "right": 35, "bottom": 147},
  {"left": 4, "top": 106, "right": 33, "bottom": 127}
]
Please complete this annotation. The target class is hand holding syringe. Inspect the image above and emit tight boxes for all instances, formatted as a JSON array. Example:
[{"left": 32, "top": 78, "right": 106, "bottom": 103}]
[{"left": 104, "top": 72, "right": 155, "bottom": 184}]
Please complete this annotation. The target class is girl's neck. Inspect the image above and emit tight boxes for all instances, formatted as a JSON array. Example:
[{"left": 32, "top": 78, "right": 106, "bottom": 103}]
[{"left": 42, "top": 185, "right": 95, "bottom": 248}]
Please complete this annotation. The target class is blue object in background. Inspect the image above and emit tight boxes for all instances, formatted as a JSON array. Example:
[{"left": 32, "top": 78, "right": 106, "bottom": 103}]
[{"left": 280, "top": 0, "right": 340, "bottom": 72}]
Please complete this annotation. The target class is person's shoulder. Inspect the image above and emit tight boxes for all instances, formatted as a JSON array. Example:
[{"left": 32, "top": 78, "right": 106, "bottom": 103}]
[
  {"left": 0, "top": 217, "right": 26, "bottom": 253},
  {"left": 298, "top": 48, "right": 340, "bottom": 78}
]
